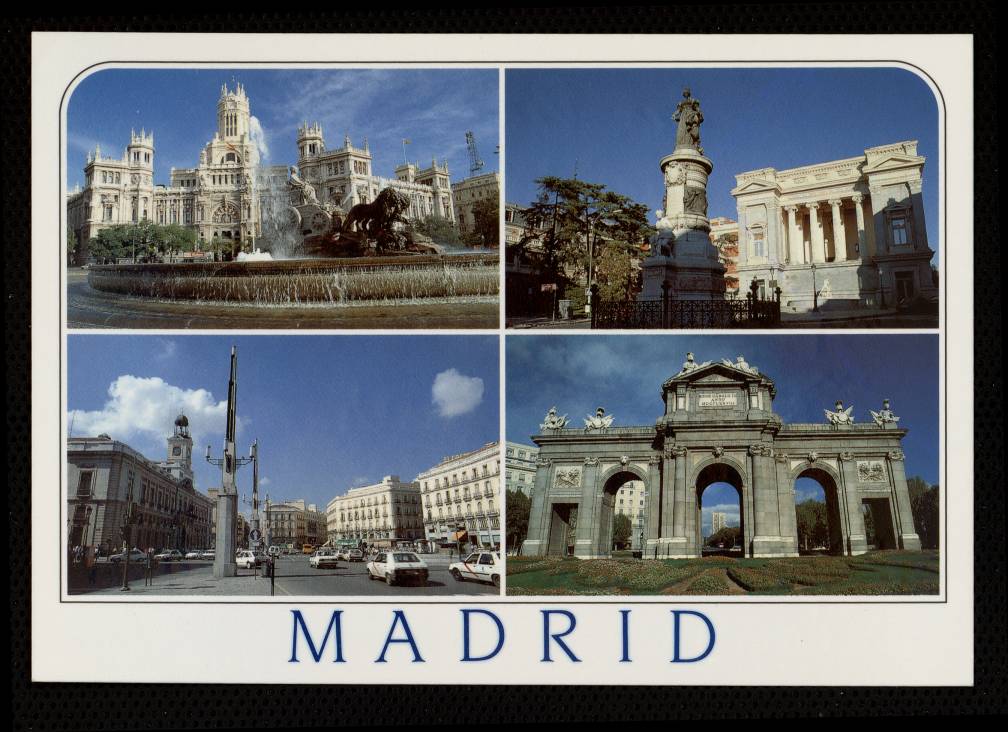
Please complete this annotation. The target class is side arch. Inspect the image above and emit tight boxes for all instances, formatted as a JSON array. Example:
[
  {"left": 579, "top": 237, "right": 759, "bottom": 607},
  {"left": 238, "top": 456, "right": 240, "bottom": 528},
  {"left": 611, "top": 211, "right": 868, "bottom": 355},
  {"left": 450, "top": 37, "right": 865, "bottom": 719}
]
[{"left": 789, "top": 461, "right": 847, "bottom": 555}]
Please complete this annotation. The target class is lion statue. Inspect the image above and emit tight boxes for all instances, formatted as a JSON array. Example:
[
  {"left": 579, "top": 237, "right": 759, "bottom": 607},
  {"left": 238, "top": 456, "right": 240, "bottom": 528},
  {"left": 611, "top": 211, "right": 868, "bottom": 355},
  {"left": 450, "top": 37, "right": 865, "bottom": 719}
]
[{"left": 341, "top": 188, "right": 412, "bottom": 244}]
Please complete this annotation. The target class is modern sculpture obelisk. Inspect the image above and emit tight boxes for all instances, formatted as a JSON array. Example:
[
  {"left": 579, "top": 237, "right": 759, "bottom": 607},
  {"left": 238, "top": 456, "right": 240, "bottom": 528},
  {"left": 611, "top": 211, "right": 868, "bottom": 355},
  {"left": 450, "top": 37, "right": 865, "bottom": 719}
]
[
  {"left": 209, "top": 346, "right": 243, "bottom": 579},
  {"left": 639, "top": 87, "right": 727, "bottom": 301}
]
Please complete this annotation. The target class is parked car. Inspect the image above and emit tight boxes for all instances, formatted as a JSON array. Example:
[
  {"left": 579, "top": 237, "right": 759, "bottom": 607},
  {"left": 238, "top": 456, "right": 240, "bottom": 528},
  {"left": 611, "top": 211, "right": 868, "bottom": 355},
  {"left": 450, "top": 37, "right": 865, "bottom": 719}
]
[
  {"left": 200, "top": 549, "right": 215, "bottom": 560},
  {"left": 184, "top": 549, "right": 202, "bottom": 560},
  {"left": 154, "top": 549, "right": 183, "bottom": 562},
  {"left": 309, "top": 550, "right": 339, "bottom": 569},
  {"left": 346, "top": 548, "right": 364, "bottom": 562},
  {"left": 108, "top": 549, "right": 147, "bottom": 564},
  {"left": 449, "top": 551, "right": 502, "bottom": 588},
  {"left": 235, "top": 550, "right": 264, "bottom": 569},
  {"left": 367, "top": 551, "right": 429, "bottom": 586}
]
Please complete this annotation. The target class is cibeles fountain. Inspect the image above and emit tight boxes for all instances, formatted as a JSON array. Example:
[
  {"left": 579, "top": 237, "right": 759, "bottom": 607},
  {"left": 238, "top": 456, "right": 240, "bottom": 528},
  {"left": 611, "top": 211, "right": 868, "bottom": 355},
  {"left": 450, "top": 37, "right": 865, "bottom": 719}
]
[
  {"left": 87, "top": 167, "right": 497, "bottom": 309},
  {"left": 639, "top": 88, "right": 727, "bottom": 301}
]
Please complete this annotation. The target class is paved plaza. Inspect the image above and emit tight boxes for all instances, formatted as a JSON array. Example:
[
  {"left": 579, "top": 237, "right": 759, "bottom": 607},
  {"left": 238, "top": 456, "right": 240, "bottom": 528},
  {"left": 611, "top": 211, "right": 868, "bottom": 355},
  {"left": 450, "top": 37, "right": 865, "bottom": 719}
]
[{"left": 77, "top": 553, "right": 498, "bottom": 597}]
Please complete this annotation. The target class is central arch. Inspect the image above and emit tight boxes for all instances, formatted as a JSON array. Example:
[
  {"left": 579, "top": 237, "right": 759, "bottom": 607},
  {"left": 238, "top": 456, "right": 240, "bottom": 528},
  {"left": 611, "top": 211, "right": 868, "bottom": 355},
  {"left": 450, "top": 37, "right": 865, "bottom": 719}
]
[
  {"left": 792, "top": 465, "right": 844, "bottom": 555},
  {"left": 695, "top": 462, "right": 745, "bottom": 557},
  {"left": 596, "top": 466, "right": 649, "bottom": 558}
]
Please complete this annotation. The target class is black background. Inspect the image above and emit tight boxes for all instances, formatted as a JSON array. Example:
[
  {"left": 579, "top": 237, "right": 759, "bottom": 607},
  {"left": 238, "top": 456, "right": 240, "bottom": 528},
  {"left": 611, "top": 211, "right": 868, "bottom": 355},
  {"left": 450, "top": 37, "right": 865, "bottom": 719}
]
[{"left": 6, "top": 5, "right": 1004, "bottom": 727}]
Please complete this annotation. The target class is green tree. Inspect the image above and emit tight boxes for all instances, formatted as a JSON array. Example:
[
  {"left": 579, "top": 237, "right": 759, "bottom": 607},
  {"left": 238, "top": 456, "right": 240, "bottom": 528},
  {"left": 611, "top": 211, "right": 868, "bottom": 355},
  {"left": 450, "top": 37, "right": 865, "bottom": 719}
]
[
  {"left": 795, "top": 499, "right": 829, "bottom": 553},
  {"left": 505, "top": 489, "right": 531, "bottom": 555},
  {"left": 463, "top": 196, "right": 500, "bottom": 248},
  {"left": 908, "top": 476, "right": 940, "bottom": 549},
  {"left": 706, "top": 526, "right": 742, "bottom": 549},
  {"left": 409, "top": 214, "right": 462, "bottom": 248},
  {"left": 612, "top": 513, "right": 633, "bottom": 549}
]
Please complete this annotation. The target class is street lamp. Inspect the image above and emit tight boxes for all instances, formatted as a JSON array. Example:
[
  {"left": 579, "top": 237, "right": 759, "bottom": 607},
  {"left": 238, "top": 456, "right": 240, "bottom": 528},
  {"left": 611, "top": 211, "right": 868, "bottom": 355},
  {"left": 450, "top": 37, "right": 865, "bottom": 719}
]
[
  {"left": 877, "top": 266, "right": 886, "bottom": 308},
  {"left": 810, "top": 262, "right": 819, "bottom": 312}
]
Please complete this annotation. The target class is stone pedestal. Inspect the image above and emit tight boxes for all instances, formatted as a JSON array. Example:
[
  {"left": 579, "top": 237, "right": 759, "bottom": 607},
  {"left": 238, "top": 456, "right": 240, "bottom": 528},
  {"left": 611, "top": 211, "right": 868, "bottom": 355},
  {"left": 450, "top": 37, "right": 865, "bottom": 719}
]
[
  {"left": 213, "top": 493, "right": 238, "bottom": 578},
  {"left": 640, "top": 148, "right": 726, "bottom": 300}
]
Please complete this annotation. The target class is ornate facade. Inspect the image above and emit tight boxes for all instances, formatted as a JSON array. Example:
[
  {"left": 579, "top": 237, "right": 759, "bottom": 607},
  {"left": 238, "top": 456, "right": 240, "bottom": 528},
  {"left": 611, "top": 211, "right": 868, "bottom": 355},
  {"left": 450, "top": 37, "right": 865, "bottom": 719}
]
[
  {"left": 264, "top": 499, "right": 325, "bottom": 550},
  {"left": 522, "top": 354, "right": 921, "bottom": 559},
  {"left": 66, "top": 415, "right": 214, "bottom": 554},
  {"left": 416, "top": 442, "right": 501, "bottom": 549},
  {"left": 67, "top": 82, "right": 456, "bottom": 263},
  {"left": 451, "top": 171, "right": 500, "bottom": 238},
  {"left": 504, "top": 441, "right": 539, "bottom": 498},
  {"left": 731, "top": 141, "right": 938, "bottom": 310},
  {"left": 325, "top": 476, "right": 425, "bottom": 548}
]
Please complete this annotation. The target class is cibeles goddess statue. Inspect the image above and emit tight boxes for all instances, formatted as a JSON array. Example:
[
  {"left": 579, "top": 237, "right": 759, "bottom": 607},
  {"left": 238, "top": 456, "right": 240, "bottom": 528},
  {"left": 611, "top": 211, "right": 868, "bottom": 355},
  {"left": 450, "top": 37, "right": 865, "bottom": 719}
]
[
  {"left": 584, "top": 407, "right": 614, "bottom": 432},
  {"left": 722, "top": 355, "right": 759, "bottom": 376},
  {"left": 679, "top": 351, "right": 711, "bottom": 374},
  {"left": 825, "top": 400, "right": 855, "bottom": 426},
  {"left": 540, "top": 406, "right": 569, "bottom": 431},
  {"left": 869, "top": 399, "right": 900, "bottom": 427}
]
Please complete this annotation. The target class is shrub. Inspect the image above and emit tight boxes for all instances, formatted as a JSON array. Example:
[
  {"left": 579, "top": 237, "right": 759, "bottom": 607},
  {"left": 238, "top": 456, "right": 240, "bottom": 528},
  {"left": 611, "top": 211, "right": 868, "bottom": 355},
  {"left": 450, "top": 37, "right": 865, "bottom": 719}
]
[
  {"left": 683, "top": 572, "right": 733, "bottom": 595},
  {"left": 727, "top": 566, "right": 782, "bottom": 591}
]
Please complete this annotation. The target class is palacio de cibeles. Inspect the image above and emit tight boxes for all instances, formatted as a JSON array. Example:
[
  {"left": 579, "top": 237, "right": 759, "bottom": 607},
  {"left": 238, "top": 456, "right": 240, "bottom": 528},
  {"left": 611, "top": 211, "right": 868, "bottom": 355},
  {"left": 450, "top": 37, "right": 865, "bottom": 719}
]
[
  {"left": 508, "top": 347, "right": 939, "bottom": 597},
  {"left": 65, "top": 78, "right": 499, "bottom": 329},
  {"left": 504, "top": 76, "right": 939, "bottom": 330}
]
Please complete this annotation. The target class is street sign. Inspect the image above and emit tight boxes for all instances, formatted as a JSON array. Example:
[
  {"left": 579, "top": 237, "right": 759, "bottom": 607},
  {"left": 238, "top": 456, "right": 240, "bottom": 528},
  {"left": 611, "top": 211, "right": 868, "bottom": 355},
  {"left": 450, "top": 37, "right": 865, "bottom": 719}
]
[
  {"left": 249, "top": 529, "right": 262, "bottom": 542},
  {"left": 541, "top": 283, "right": 557, "bottom": 292}
]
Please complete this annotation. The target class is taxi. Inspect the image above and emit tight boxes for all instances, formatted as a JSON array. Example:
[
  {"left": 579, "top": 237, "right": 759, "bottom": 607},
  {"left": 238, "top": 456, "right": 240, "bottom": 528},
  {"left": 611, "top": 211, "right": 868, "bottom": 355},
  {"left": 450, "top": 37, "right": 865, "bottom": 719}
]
[
  {"left": 448, "top": 550, "right": 502, "bottom": 588},
  {"left": 366, "top": 550, "right": 429, "bottom": 586}
]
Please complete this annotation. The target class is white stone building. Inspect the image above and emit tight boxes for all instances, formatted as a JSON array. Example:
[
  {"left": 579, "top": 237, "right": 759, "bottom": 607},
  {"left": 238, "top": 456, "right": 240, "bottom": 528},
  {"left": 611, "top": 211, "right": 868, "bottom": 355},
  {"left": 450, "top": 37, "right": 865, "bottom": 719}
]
[
  {"left": 451, "top": 171, "right": 500, "bottom": 240},
  {"left": 325, "top": 476, "right": 425, "bottom": 548},
  {"left": 67, "top": 415, "right": 214, "bottom": 555},
  {"left": 265, "top": 499, "right": 326, "bottom": 551},
  {"left": 711, "top": 511, "right": 728, "bottom": 535},
  {"left": 67, "top": 82, "right": 457, "bottom": 263},
  {"left": 613, "top": 480, "right": 647, "bottom": 550},
  {"left": 416, "top": 442, "right": 501, "bottom": 549},
  {"left": 505, "top": 441, "right": 539, "bottom": 497},
  {"left": 731, "top": 141, "right": 937, "bottom": 311}
]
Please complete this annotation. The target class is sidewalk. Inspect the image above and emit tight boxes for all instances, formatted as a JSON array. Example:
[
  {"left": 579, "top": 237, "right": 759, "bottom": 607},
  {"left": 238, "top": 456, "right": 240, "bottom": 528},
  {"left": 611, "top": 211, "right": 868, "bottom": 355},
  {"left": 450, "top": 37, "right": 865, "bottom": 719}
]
[
  {"left": 506, "top": 315, "right": 591, "bottom": 329},
  {"left": 84, "top": 564, "right": 272, "bottom": 596}
]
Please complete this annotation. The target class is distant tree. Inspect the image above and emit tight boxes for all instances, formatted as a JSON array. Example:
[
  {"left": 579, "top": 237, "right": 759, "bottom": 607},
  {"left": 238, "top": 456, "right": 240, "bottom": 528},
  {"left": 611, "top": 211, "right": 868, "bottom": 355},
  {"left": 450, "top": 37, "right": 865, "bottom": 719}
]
[
  {"left": 505, "top": 489, "right": 531, "bottom": 555},
  {"left": 706, "top": 526, "right": 742, "bottom": 548},
  {"left": 409, "top": 214, "right": 462, "bottom": 248},
  {"left": 595, "top": 242, "right": 639, "bottom": 302},
  {"left": 862, "top": 504, "right": 876, "bottom": 546},
  {"left": 795, "top": 499, "right": 829, "bottom": 552},
  {"left": 908, "top": 476, "right": 940, "bottom": 549},
  {"left": 612, "top": 513, "right": 633, "bottom": 549},
  {"left": 463, "top": 196, "right": 500, "bottom": 248}
]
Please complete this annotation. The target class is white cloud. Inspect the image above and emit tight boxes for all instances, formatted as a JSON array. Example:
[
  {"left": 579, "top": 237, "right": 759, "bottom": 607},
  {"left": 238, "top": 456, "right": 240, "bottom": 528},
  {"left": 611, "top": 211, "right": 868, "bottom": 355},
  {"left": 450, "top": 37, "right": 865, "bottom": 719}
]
[
  {"left": 69, "top": 375, "right": 230, "bottom": 448},
  {"left": 431, "top": 368, "right": 484, "bottom": 418},
  {"left": 154, "top": 338, "right": 178, "bottom": 361},
  {"left": 249, "top": 115, "right": 270, "bottom": 161}
]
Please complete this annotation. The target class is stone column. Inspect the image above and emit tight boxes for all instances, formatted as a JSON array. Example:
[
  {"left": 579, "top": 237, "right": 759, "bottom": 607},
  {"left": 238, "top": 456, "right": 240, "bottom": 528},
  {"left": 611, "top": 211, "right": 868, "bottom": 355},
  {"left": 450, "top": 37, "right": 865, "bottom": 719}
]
[
  {"left": 852, "top": 194, "right": 868, "bottom": 258},
  {"left": 785, "top": 205, "right": 802, "bottom": 264},
  {"left": 807, "top": 202, "right": 826, "bottom": 263},
  {"left": 839, "top": 453, "right": 868, "bottom": 555},
  {"left": 908, "top": 179, "right": 928, "bottom": 251},
  {"left": 886, "top": 450, "right": 922, "bottom": 550},
  {"left": 573, "top": 457, "right": 599, "bottom": 558},
  {"left": 829, "top": 199, "right": 847, "bottom": 262},
  {"left": 662, "top": 445, "right": 689, "bottom": 557},
  {"left": 751, "top": 445, "right": 785, "bottom": 557},
  {"left": 645, "top": 455, "right": 662, "bottom": 556},
  {"left": 774, "top": 453, "right": 799, "bottom": 555},
  {"left": 521, "top": 458, "right": 552, "bottom": 555}
]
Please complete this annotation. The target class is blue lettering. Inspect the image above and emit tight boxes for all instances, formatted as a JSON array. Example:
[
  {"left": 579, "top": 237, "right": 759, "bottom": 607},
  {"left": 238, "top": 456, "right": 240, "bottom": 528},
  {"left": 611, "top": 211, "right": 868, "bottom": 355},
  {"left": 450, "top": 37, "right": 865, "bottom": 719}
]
[
  {"left": 461, "top": 609, "right": 505, "bottom": 662},
  {"left": 671, "top": 610, "right": 716, "bottom": 663},
  {"left": 619, "top": 609, "right": 631, "bottom": 663},
  {"left": 376, "top": 610, "right": 425, "bottom": 663},
  {"left": 289, "top": 609, "right": 345, "bottom": 663},
  {"left": 541, "top": 609, "right": 580, "bottom": 662}
]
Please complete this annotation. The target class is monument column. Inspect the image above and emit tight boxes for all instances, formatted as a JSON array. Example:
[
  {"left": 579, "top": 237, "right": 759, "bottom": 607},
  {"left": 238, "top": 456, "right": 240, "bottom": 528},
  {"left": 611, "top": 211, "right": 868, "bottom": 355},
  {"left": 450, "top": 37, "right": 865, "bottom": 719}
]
[
  {"left": 522, "top": 458, "right": 552, "bottom": 555},
  {"left": 829, "top": 199, "right": 847, "bottom": 262},
  {"left": 573, "top": 457, "right": 600, "bottom": 558},
  {"left": 852, "top": 194, "right": 869, "bottom": 258},
  {"left": 774, "top": 452, "right": 799, "bottom": 555},
  {"left": 839, "top": 453, "right": 868, "bottom": 555},
  {"left": 661, "top": 444, "right": 689, "bottom": 557},
  {"left": 645, "top": 455, "right": 662, "bottom": 556},
  {"left": 886, "top": 450, "right": 922, "bottom": 551},
  {"left": 751, "top": 445, "right": 785, "bottom": 557},
  {"left": 807, "top": 202, "right": 826, "bottom": 263},
  {"left": 785, "top": 205, "right": 802, "bottom": 264}
]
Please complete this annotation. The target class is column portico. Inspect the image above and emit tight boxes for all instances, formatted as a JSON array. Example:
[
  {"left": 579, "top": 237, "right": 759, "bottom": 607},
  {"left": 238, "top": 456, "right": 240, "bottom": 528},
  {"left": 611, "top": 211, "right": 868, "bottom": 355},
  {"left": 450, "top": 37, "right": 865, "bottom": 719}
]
[
  {"left": 807, "top": 202, "right": 825, "bottom": 263},
  {"left": 829, "top": 199, "right": 847, "bottom": 262},
  {"left": 785, "top": 205, "right": 802, "bottom": 264}
]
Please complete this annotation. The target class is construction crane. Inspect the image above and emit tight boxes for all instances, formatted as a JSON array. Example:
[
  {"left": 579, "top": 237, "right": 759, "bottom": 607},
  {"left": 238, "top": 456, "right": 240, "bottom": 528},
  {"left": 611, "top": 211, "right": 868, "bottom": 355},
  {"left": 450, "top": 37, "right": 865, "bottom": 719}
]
[{"left": 466, "top": 131, "right": 484, "bottom": 176}]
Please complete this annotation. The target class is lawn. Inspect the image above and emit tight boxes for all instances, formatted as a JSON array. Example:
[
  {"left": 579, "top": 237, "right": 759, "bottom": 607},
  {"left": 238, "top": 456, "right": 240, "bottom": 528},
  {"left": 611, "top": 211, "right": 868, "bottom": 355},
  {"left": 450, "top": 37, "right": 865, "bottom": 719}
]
[{"left": 505, "top": 550, "right": 940, "bottom": 596}]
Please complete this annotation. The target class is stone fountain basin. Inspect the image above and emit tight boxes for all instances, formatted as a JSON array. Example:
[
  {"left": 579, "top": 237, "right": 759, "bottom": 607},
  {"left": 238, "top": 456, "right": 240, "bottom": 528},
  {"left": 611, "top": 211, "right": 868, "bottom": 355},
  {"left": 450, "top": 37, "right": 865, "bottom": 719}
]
[{"left": 87, "top": 253, "right": 500, "bottom": 304}]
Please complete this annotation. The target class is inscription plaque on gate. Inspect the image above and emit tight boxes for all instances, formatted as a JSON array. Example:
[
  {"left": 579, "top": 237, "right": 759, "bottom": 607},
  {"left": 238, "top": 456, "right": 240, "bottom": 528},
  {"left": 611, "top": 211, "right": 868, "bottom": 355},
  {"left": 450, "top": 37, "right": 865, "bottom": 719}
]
[{"left": 698, "top": 392, "right": 738, "bottom": 408}]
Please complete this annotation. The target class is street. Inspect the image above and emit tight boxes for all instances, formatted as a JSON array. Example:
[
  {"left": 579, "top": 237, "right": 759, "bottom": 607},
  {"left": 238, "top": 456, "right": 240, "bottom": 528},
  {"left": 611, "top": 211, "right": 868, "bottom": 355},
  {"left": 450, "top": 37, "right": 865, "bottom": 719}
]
[{"left": 80, "top": 553, "right": 498, "bottom": 597}]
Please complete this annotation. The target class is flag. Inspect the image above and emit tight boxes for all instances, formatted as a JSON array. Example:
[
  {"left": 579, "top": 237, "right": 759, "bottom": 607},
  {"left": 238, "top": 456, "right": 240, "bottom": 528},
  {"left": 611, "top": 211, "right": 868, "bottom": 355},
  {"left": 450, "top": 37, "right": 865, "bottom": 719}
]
[{"left": 402, "top": 138, "right": 411, "bottom": 145}]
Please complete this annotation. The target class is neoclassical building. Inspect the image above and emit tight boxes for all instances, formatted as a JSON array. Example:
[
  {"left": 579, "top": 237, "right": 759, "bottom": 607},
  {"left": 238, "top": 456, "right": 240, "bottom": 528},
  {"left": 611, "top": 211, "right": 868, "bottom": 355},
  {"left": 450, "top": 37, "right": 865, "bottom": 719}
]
[
  {"left": 522, "top": 354, "right": 921, "bottom": 559},
  {"left": 416, "top": 442, "right": 501, "bottom": 549},
  {"left": 67, "top": 82, "right": 457, "bottom": 263},
  {"left": 325, "top": 476, "right": 425, "bottom": 548},
  {"left": 451, "top": 171, "right": 500, "bottom": 239},
  {"left": 264, "top": 499, "right": 326, "bottom": 551},
  {"left": 731, "top": 141, "right": 938, "bottom": 311},
  {"left": 66, "top": 414, "right": 214, "bottom": 554}
]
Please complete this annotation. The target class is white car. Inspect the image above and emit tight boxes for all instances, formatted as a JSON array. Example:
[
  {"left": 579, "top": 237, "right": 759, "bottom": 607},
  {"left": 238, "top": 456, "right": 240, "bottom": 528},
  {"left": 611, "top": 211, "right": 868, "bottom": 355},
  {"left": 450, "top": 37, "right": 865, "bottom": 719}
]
[
  {"left": 185, "top": 550, "right": 202, "bottom": 560},
  {"left": 367, "top": 551, "right": 429, "bottom": 586},
  {"left": 200, "top": 549, "right": 215, "bottom": 560},
  {"left": 235, "top": 550, "right": 265, "bottom": 569},
  {"left": 449, "top": 551, "right": 502, "bottom": 588},
  {"left": 155, "top": 549, "right": 183, "bottom": 562},
  {"left": 108, "top": 549, "right": 147, "bottom": 564},
  {"left": 309, "top": 550, "right": 339, "bottom": 569}
]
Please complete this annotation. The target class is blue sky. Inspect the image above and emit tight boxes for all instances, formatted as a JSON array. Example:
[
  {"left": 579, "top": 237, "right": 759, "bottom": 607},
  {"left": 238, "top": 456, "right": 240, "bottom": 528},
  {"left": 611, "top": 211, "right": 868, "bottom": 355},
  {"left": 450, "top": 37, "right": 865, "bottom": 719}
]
[
  {"left": 506, "top": 334, "right": 939, "bottom": 534},
  {"left": 506, "top": 67, "right": 939, "bottom": 255},
  {"left": 67, "top": 68, "right": 499, "bottom": 189},
  {"left": 68, "top": 335, "right": 499, "bottom": 514}
]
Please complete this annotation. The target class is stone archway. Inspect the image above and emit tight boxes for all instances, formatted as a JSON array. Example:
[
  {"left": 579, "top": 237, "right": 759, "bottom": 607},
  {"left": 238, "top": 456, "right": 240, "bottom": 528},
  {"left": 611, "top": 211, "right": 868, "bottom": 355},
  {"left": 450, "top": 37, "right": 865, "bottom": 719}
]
[
  {"left": 693, "top": 461, "right": 746, "bottom": 557},
  {"left": 791, "top": 464, "right": 845, "bottom": 555},
  {"left": 595, "top": 466, "right": 650, "bottom": 558}
]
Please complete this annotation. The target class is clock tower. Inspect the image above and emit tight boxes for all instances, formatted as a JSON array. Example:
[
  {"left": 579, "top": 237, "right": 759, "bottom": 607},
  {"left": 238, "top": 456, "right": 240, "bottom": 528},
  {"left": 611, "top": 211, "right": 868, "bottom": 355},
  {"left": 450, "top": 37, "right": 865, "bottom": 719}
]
[{"left": 165, "top": 412, "right": 194, "bottom": 484}]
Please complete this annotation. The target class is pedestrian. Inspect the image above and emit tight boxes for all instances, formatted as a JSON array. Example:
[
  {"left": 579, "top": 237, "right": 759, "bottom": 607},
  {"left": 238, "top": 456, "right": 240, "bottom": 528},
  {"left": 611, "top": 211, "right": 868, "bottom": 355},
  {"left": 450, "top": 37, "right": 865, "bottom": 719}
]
[
  {"left": 145, "top": 547, "right": 155, "bottom": 586},
  {"left": 73, "top": 544, "right": 83, "bottom": 565},
  {"left": 87, "top": 546, "right": 98, "bottom": 586}
]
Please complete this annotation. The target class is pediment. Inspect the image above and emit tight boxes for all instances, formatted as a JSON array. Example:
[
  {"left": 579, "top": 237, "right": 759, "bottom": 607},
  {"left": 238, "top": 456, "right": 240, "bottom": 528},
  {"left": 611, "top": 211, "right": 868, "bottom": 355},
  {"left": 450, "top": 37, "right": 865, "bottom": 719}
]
[
  {"left": 664, "top": 361, "right": 759, "bottom": 388},
  {"left": 733, "top": 180, "right": 779, "bottom": 195},
  {"left": 862, "top": 154, "right": 923, "bottom": 173}
]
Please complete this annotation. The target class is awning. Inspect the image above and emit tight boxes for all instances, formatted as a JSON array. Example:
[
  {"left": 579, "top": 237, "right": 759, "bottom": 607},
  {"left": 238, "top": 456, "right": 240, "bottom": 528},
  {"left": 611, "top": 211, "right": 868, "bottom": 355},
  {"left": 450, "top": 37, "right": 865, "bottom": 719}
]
[{"left": 449, "top": 530, "right": 468, "bottom": 541}]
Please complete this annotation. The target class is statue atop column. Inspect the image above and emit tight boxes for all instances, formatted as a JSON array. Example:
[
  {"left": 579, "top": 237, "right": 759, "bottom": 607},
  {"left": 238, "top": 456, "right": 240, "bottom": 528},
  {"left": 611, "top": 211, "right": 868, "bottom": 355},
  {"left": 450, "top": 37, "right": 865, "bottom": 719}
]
[
  {"left": 673, "top": 87, "right": 704, "bottom": 154},
  {"left": 869, "top": 399, "right": 900, "bottom": 428}
]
